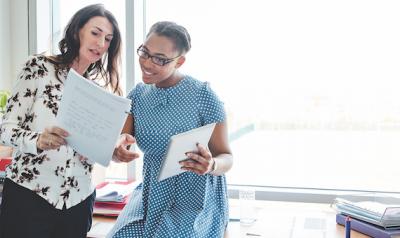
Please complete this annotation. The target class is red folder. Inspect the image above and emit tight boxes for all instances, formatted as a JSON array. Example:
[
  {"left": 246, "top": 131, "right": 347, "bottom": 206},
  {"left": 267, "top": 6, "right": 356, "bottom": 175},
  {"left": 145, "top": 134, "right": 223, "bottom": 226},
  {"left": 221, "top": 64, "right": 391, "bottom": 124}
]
[
  {"left": 93, "top": 194, "right": 131, "bottom": 217},
  {"left": 95, "top": 194, "right": 130, "bottom": 209},
  {"left": 0, "top": 157, "right": 11, "bottom": 171}
]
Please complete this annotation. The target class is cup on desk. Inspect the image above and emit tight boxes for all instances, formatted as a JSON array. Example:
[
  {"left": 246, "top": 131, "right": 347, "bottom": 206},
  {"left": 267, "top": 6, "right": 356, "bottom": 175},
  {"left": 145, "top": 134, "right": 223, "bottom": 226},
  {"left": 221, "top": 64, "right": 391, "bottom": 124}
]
[{"left": 239, "top": 188, "right": 256, "bottom": 225}]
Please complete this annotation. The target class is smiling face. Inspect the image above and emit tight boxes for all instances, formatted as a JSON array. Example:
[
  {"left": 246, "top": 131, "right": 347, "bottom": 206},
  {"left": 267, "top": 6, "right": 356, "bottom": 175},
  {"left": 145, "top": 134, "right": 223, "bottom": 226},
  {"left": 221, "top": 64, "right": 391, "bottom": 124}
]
[
  {"left": 77, "top": 16, "right": 113, "bottom": 67},
  {"left": 139, "top": 33, "right": 185, "bottom": 88}
]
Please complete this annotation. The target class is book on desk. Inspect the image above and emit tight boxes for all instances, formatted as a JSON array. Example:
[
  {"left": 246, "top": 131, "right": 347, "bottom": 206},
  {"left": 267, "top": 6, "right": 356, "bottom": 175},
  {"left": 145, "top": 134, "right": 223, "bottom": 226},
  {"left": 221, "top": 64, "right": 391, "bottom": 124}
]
[
  {"left": 94, "top": 180, "right": 139, "bottom": 216},
  {"left": 337, "top": 213, "right": 400, "bottom": 238},
  {"left": 333, "top": 193, "right": 400, "bottom": 238}
]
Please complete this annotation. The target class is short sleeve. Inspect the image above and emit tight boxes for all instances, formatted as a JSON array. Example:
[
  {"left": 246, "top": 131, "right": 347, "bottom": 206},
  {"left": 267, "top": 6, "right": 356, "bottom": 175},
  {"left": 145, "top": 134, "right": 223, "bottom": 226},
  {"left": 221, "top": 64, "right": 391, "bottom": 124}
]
[
  {"left": 198, "top": 82, "right": 226, "bottom": 125},
  {"left": 127, "top": 87, "right": 136, "bottom": 115}
]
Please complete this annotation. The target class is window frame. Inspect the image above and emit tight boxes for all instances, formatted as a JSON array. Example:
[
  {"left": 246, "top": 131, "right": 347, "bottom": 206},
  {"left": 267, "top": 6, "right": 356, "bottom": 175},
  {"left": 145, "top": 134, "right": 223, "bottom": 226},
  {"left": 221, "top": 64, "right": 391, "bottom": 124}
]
[{"left": 29, "top": 0, "right": 399, "bottom": 203}]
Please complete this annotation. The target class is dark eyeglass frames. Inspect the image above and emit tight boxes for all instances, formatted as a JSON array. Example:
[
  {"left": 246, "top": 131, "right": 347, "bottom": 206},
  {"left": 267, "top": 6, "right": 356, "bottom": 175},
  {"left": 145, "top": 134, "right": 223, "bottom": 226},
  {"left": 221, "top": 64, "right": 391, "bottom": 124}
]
[{"left": 136, "top": 45, "right": 181, "bottom": 66}]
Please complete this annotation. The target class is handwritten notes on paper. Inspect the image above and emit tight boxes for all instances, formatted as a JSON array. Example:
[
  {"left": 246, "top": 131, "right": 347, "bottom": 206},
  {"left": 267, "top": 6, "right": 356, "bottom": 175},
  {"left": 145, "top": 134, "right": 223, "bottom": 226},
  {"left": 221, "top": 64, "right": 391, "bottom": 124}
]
[{"left": 56, "top": 69, "right": 131, "bottom": 166}]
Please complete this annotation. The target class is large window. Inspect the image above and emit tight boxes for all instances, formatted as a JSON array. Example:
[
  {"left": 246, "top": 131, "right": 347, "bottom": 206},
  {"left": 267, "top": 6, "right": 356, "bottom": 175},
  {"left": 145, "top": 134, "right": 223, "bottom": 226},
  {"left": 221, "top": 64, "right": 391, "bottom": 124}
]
[
  {"left": 37, "top": 0, "right": 400, "bottom": 195},
  {"left": 145, "top": 0, "right": 400, "bottom": 192}
]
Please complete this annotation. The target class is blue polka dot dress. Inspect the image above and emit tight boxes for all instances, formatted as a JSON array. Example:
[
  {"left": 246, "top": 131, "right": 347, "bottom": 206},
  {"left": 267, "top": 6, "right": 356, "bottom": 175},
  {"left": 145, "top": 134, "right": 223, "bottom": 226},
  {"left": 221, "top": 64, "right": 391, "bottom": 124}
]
[{"left": 107, "top": 76, "right": 229, "bottom": 238}]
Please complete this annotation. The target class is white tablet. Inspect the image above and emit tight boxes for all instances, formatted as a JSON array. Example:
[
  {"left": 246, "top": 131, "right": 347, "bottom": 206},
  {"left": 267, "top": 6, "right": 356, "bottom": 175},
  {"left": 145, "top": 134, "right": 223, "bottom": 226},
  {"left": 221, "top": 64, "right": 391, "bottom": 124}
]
[{"left": 158, "top": 123, "right": 216, "bottom": 182}]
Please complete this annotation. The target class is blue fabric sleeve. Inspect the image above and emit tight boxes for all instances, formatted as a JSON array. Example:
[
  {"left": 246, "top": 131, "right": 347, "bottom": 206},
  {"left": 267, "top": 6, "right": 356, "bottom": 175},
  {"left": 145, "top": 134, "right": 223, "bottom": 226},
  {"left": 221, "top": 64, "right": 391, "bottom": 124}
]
[
  {"left": 126, "top": 86, "right": 136, "bottom": 115},
  {"left": 198, "top": 82, "right": 226, "bottom": 125}
]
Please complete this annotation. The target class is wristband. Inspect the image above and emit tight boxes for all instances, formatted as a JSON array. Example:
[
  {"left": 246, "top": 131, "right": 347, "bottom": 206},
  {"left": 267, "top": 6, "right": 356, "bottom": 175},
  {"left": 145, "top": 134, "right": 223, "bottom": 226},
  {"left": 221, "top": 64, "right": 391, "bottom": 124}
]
[{"left": 209, "top": 157, "right": 217, "bottom": 174}]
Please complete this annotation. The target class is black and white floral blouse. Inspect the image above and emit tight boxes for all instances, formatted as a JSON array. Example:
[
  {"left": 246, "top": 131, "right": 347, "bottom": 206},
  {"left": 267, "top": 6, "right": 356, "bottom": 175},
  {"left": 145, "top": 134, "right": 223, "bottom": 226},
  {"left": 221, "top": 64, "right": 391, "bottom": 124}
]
[{"left": 0, "top": 55, "right": 94, "bottom": 209}]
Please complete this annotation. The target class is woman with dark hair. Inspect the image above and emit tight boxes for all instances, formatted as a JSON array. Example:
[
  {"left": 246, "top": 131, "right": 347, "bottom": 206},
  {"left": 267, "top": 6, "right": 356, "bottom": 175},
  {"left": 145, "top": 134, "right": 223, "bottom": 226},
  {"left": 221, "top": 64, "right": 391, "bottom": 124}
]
[
  {"left": 107, "top": 21, "right": 233, "bottom": 238},
  {"left": 0, "top": 4, "right": 129, "bottom": 238}
]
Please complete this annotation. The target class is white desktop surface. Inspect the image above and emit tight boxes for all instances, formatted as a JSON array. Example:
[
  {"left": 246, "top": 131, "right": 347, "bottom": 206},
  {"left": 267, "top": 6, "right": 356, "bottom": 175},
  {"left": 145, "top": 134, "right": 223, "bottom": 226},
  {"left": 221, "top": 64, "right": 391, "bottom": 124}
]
[{"left": 90, "top": 199, "right": 370, "bottom": 238}]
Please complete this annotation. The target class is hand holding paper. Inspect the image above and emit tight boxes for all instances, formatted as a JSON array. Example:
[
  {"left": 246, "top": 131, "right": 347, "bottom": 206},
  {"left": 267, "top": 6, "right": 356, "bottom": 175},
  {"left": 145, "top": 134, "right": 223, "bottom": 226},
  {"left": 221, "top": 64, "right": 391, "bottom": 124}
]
[
  {"left": 36, "top": 126, "right": 69, "bottom": 151},
  {"left": 56, "top": 69, "right": 131, "bottom": 166}
]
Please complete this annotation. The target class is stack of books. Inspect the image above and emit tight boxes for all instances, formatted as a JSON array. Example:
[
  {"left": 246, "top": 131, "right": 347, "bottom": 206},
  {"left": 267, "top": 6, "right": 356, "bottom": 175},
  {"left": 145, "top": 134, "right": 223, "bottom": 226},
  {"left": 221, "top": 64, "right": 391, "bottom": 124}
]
[
  {"left": 333, "top": 193, "right": 400, "bottom": 238},
  {"left": 94, "top": 180, "right": 139, "bottom": 216}
]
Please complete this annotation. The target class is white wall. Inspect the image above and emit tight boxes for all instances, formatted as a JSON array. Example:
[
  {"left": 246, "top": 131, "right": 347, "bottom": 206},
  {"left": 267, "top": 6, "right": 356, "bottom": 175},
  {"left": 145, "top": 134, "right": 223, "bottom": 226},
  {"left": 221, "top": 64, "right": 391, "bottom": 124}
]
[
  {"left": 10, "top": 0, "right": 29, "bottom": 88},
  {"left": 0, "top": 0, "right": 11, "bottom": 90},
  {"left": 0, "top": 0, "right": 29, "bottom": 91}
]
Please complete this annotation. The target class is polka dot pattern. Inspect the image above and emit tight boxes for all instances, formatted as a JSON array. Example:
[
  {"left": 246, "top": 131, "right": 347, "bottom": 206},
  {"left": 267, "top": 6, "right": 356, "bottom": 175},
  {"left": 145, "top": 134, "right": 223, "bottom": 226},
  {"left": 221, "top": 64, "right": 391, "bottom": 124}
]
[{"left": 107, "top": 76, "right": 229, "bottom": 238}]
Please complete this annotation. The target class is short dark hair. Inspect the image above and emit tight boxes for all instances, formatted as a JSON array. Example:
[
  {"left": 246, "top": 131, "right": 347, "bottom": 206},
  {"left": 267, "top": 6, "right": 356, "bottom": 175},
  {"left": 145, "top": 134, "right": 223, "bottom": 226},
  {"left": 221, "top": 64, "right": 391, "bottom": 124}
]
[
  {"left": 54, "top": 4, "right": 122, "bottom": 95},
  {"left": 147, "top": 21, "right": 191, "bottom": 55}
]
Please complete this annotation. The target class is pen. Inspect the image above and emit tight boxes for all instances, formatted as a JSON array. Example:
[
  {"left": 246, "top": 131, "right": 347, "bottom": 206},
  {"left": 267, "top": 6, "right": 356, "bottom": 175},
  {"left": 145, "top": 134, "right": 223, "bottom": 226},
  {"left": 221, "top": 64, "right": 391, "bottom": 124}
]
[
  {"left": 345, "top": 216, "right": 351, "bottom": 238},
  {"left": 246, "top": 233, "right": 261, "bottom": 237},
  {"left": 228, "top": 218, "right": 240, "bottom": 222}
]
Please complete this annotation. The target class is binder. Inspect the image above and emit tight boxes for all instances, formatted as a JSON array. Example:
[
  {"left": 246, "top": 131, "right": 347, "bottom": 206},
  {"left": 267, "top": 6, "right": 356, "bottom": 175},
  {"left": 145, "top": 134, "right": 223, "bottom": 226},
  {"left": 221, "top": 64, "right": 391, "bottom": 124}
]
[{"left": 336, "top": 213, "right": 400, "bottom": 238}]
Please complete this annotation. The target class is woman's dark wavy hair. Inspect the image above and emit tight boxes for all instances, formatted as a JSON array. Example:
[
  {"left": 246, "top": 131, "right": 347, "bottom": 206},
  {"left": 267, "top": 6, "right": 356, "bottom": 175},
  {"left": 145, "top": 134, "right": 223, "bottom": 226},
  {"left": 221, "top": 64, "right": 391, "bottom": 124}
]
[{"left": 50, "top": 4, "right": 122, "bottom": 95}]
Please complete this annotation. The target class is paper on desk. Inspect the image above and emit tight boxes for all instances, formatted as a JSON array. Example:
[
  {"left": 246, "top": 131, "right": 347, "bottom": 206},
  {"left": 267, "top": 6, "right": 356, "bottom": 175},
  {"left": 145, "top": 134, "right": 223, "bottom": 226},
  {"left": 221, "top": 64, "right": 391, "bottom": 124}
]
[
  {"left": 291, "top": 213, "right": 328, "bottom": 238},
  {"left": 56, "top": 69, "right": 131, "bottom": 166},
  {"left": 87, "top": 221, "right": 114, "bottom": 238}
]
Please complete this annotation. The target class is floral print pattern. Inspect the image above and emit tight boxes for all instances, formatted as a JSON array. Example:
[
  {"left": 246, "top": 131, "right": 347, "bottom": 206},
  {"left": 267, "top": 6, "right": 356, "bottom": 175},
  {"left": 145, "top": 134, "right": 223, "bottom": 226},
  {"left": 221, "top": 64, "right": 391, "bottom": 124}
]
[{"left": 0, "top": 55, "right": 95, "bottom": 209}]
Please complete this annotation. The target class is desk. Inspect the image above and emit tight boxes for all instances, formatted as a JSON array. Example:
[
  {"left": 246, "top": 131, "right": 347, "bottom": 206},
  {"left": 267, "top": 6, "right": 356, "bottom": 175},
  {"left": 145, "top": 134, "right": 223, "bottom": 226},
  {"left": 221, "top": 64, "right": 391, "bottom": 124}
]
[
  {"left": 226, "top": 199, "right": 369, "bottom": 238},
  {"left": 89, "top": 199, "right": 370, "bottom": 238}
]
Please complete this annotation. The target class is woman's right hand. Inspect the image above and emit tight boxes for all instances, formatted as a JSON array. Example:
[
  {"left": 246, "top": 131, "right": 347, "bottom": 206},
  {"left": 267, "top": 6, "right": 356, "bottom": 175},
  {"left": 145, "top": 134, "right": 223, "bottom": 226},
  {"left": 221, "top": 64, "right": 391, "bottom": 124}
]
[
  {"left": 112, "top": 134, "right": 140, "bottom": 163},
  {"left": 37, "top": 126, "right": 69, "bottom": 151}
]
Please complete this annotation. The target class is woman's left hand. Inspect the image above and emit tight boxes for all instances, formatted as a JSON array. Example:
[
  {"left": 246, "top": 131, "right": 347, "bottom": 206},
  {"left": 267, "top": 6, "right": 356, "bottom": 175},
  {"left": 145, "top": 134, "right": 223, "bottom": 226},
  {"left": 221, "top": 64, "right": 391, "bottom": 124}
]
[{"left": 179, "top": 143, "right": 215, "bottom": 175}]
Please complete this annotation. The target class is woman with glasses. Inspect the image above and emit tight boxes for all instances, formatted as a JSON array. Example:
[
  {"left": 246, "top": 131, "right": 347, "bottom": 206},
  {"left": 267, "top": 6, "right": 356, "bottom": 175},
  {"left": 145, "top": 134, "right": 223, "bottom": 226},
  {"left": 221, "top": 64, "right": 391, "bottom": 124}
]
[{"left": 107, "top": 21, "right": 233, "bottom": 238}]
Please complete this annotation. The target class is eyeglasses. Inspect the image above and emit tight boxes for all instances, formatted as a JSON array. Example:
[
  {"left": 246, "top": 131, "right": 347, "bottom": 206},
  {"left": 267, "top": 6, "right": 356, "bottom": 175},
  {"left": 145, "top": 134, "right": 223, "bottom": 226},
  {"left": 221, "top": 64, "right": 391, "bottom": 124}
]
[{"left": 136, "top": 45, "right": 180, "bottom": 66}]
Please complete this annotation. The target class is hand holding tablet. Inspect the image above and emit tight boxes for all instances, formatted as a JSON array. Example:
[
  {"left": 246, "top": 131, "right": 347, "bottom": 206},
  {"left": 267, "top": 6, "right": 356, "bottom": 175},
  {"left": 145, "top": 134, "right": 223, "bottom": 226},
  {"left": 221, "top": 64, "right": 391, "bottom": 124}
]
[{"left": 158, "top": 123, "right": 216, "bottom": 182}]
